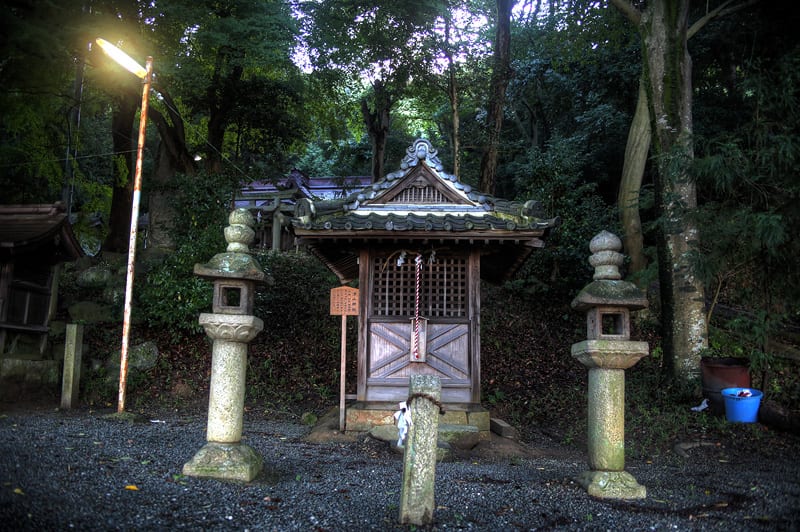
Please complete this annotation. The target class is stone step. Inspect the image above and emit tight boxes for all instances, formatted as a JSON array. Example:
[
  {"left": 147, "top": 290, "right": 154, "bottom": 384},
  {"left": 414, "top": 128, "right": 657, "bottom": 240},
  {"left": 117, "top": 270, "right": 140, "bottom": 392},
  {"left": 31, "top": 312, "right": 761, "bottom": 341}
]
[
  {"left": 345, "top": 402, "right": 490, "bottom": 438},
  {"left": 490, "top": 417, "right": 519, "bottom": 440},
  {"left": 438, "top": 423, "right": 480, "bottom": 450},
  {"left": 369, "top": 422, "right": 481, "bottom": 450}
]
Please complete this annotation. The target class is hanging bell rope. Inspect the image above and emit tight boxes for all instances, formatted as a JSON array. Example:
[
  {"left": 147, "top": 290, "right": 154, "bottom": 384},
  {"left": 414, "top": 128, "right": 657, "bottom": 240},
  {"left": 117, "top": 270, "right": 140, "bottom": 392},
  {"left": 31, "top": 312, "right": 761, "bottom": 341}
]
[
  {"left": 379, "top": 248, "right": 438, "bottom": 274},
  {"left": 413, "top": 253, "right": 423, "bottom": 360}
]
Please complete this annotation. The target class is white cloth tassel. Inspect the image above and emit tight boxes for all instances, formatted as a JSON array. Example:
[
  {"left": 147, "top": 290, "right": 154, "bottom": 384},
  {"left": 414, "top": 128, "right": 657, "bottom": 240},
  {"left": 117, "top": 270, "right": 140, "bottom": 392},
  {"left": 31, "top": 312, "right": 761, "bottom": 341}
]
[{"left": 394, "top": 401, "right": 412, "bottom": 447}]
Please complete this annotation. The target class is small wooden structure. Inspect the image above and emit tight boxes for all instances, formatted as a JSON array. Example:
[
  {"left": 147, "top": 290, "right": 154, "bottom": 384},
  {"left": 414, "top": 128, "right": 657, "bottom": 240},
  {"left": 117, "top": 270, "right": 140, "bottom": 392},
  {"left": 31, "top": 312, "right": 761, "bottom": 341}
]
[
  {"left": 0, "top": 203, "right": 84, "bottom": 356},
  {"left": 290, "top": 140, "right": 558, "bottom": 421}
]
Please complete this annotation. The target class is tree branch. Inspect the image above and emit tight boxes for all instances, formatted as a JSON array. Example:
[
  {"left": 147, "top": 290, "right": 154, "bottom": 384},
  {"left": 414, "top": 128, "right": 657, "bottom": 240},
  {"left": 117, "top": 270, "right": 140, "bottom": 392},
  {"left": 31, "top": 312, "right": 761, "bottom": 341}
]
[
  {"left": 609, "top": 0, "right": 641, "bottom": 26},
  {"left": 688, "top": 0, "right": 759, "bottom": 39}
]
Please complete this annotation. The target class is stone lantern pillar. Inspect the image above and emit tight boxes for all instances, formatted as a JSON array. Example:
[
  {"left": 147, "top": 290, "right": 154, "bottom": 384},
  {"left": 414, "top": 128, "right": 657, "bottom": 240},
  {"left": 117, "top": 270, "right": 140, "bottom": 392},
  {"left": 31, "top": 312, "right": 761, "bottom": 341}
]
[
  {"left": 183, "top": 208, "right": 271, "bottom": 482},
  {"left": 571, "top": 231, "right": 649, "bottom": 499}
]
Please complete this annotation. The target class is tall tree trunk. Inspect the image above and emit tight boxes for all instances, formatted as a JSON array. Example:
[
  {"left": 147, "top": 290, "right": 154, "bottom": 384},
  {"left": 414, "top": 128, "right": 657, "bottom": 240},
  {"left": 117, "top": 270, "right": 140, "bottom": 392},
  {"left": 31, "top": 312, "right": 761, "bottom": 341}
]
[
  {"left": 478, "top": 0, "right": 513, "bottom": 195},
  {"left": 361, "top": 80, "right": 392, "bottom": 182},
  {"left": 104, "top": 91, "right": 139, "bottom": 253},
  {"left": 642, "top": 0, "right": 707, "bottom": 386},
  {"left": 617, "top": 75, "right": 650, "bottom": 279},
  {"left": 449, "top": 68, "right": 461, "bottom": 177},
  {"left": 204, "top": 48, "right": 243, "bottom": 174},
  {"left": 148, "top": 87, "right": 197, "bottom": 250},
  {"left": 444, "top": 6, "right": 460, "bottom": 177},
  {"left": 63, "top": 45, "right": 87, "bottom": 213},
  {"left": 205, "top": 113, "right": 226, "bottom": 174},
  {"left": 611, "top": 0, "right": 758, "bottom": 387}
]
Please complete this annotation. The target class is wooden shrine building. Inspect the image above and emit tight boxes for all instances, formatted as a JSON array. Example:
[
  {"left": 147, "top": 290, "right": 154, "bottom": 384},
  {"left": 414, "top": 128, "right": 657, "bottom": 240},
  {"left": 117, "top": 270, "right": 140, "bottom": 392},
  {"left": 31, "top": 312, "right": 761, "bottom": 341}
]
[{"left": 290, "top": 139, "right": 558, "bottom": 429}]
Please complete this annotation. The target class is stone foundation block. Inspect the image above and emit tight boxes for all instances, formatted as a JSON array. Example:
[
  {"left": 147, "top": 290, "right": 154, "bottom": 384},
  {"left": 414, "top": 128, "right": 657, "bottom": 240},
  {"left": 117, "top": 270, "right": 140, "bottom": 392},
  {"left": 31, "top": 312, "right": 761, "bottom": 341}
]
[
  {"left": 490, "top": 418, "right": 519, "bottom": 440},
  {"left": 183, "top": 442, "right": 263, "bottom": 482}
]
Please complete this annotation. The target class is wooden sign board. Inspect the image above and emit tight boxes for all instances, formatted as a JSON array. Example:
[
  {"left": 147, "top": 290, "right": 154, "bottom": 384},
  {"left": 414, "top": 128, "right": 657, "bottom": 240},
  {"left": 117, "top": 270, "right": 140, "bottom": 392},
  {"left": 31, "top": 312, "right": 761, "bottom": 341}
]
[{"left": 330, "top": 286, "right": 359, "bottom": 316}]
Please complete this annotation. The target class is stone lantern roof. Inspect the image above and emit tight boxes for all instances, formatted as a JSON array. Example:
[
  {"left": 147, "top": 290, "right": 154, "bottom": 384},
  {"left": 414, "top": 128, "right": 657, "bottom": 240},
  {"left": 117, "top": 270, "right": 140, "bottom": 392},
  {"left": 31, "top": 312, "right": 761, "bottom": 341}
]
[
  {"left": 194, "top": 208, "right": 271, "bottom": 284},
  {"left": 571, "top": 231, "right": 647, "bottom": 312},
  {"left": 290, "top": 139, "right": 560, "bottom": 283}
]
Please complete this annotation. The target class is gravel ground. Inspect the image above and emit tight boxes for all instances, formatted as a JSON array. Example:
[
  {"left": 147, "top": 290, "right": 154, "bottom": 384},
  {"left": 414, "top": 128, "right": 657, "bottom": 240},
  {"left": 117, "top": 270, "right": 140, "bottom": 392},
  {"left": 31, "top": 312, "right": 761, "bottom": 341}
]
[{"left": 1, "top": 407, "right": 799, "bottom": 531}]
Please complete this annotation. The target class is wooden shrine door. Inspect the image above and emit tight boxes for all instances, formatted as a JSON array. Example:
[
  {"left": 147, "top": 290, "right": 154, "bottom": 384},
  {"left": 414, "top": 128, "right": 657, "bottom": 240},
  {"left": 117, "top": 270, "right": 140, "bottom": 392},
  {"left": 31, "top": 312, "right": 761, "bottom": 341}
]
[{"left": 358, "top": 248, "right": 480, "bottom": 404}]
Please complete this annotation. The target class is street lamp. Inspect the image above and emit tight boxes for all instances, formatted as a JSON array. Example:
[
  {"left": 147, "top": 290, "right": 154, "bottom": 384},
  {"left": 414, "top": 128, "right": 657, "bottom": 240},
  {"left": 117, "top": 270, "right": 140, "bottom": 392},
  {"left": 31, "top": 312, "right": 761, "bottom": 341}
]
[{"left": 96, "top": 38, "right": 153, "bottom": 414}]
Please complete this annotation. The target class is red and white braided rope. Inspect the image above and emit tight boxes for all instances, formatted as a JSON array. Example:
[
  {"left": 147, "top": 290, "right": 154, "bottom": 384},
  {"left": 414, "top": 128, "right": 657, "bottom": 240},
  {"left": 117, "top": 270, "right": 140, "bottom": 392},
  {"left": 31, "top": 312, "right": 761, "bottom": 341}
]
[{"left": 413, "top": 253, "right": 422, "bottom": 359}]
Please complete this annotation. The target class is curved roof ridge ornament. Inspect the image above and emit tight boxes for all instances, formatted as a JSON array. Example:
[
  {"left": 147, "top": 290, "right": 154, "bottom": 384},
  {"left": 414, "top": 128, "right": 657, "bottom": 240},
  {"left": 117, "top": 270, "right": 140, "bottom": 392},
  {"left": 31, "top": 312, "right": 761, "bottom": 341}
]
[{"left": 400, "top": 139, "right": 443, "bottom": 172}]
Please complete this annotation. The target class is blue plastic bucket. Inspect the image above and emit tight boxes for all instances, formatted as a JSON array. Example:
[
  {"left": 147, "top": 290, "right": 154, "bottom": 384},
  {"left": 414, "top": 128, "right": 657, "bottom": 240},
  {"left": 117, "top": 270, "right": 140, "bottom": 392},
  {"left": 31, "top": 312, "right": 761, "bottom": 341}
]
[{"left": 721, "top": 388, "right": 762, "bottom": 423}]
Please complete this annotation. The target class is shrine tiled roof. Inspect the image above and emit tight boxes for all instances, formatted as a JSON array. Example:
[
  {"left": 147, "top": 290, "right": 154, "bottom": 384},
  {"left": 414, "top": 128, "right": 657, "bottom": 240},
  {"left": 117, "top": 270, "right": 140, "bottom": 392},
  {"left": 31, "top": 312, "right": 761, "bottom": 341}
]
[
  {"left": 288, "top": 139, "right": 559, "bottom": 283},
  {"left": 293, "top": 210, "right": 553, "bottom": 233},
  {"left": 290, "top": 139, "right": 558, "bottom": 238},
  {"left": 236, "top": 169, "right": 372, "bottom": 210}
]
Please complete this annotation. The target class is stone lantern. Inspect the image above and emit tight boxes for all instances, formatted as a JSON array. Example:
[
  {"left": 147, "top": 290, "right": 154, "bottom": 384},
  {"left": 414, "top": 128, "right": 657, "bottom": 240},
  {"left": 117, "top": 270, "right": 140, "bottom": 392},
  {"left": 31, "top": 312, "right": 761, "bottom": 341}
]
[
  {"left": 183, "top": 208, "right": 271, "bottom": 482},
  {"left": 571, "top": 230, "right": 649, "bottom": 499}
]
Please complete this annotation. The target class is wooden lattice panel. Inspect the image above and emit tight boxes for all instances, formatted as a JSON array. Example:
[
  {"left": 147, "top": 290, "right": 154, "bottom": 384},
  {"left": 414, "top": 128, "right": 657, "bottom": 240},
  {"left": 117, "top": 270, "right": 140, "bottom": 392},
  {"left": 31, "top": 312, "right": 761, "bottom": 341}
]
[
  {"left": 389, "top": 185, "right": 450, "bottom": 204},
  {"left": 372, "top": 254, "right": 466, "bottom": 318}
]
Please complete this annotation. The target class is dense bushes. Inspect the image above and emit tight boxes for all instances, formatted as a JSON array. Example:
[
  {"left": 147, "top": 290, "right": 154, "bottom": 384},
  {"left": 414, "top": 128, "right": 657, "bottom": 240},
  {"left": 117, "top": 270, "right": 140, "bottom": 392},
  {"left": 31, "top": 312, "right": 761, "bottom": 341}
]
[
  {"left": 508, "top": 136, "right": 620, "bottom": 297},
  {"left": 138, "top": 171, "right": 236, "bottom": 335}
]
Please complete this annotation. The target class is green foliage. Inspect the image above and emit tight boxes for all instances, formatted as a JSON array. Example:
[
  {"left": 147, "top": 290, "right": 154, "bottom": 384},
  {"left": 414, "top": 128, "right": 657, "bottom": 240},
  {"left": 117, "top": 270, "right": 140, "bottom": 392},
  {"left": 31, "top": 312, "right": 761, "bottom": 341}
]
[
  {"left": 295, "top": 137, "right": 372, "bottom": 178},
  {"left": 138, "top": 171, "right": 237, "bottom": 335},
  {"left": 253, "top": 250, "right": 338, "bottom": 324},
  {"left": 139, "top": 256, "right": 213, "bottom": 336},
  {"left": 298, "top": 0, "right": 458, "bottom": 180},
  {"left": 0, "top": 93, "right": 68, "bottom": 204},
  {"left": 509, "top": 135, "right": 618, "bottom": 295},
  {"left": 162, "top": 0, "right": 303, "bottom": 171},
  {"left": 300, "top": 1, "right": 443, "bottom": 82},
  {"left": 722, "top": 314, "right": 776, "bottom": 375},
  {"left": 692, "top": 48, "right": 800, "bottom": 340},
  {"left": 502, "top": 3, "right": 638, "bottom": 197},
  {"left": 230, "top": 75, "right": 311, "bottom": 169},
  {"left": 485, "top": 388, "right": 506, "bottom": 406}
]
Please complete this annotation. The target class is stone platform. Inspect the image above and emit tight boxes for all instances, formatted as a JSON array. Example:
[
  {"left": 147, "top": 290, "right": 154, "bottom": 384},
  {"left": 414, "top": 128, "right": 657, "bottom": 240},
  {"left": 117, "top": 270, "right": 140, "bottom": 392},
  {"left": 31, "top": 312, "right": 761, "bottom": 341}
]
[{"left": 344, "top": 401, "right": 491, "bottom": 441}]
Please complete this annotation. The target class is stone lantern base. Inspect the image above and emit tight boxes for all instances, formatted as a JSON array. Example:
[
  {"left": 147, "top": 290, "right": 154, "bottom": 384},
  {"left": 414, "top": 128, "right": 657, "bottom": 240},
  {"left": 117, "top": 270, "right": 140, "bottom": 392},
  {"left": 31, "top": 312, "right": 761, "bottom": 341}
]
[
  {"left": 183, "top": 442, "right": 263, "bottom": 482},
  {"left": 578, "top": 470, "right": 646, "bottom": 500}
]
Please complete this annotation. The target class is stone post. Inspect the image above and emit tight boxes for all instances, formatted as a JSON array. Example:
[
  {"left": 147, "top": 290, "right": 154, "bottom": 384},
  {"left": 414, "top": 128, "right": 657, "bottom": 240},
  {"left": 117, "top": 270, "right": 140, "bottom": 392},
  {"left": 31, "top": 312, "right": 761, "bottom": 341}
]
[
  {"left": 183, "top": 209, "right": 271, "bottom": 482},
  {"left": 587, "top": 368, "right": 625, "bottom": 471},
  {"left": 60, "top": 323, "right": 83, "bottom": 409},
  {"left": 571, "top": 231, "right": 649, "bottom": 499},
  {"left": 201, "top": 315, "right": 262, "bottom": 443},
  {"left": 399, "top": 375, "right": 441, "bottom": 526}
]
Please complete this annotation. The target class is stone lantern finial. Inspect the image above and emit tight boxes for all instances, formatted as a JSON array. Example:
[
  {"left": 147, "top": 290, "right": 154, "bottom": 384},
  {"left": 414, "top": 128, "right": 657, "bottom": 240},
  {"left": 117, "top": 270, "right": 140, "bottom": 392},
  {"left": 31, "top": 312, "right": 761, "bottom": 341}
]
[
  {"left": 194, "top": 208, "right": 267, "bottom": 284},
  {"left": 225, "top": 208, "right": 256, "bottom": 253},
  {"left": 588, "top": 230, "right": 623, "bottom": 280}
]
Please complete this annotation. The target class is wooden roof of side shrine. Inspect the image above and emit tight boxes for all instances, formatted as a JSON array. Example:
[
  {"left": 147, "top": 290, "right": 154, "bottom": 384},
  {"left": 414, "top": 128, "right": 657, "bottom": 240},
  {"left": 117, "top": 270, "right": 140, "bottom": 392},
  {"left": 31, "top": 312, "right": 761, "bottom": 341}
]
[
  {"left": 290, "top": 139, "right": 560, "bottom": 283},
  {"left": 0, "top": 203, "right": 84, "bottom": 262}
]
